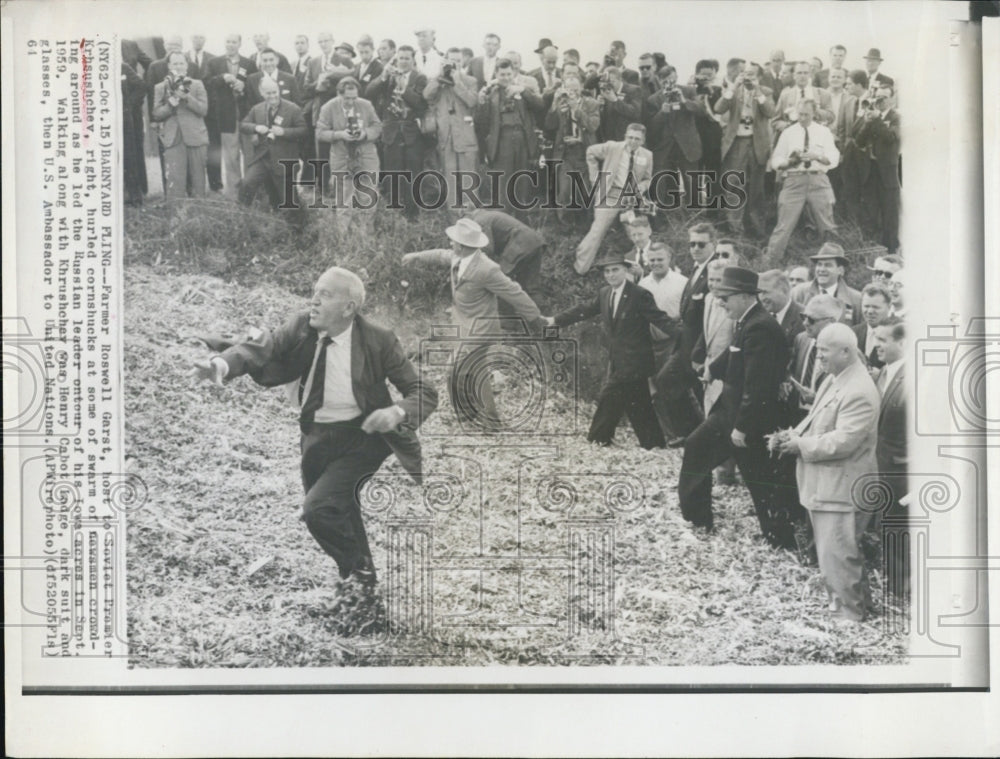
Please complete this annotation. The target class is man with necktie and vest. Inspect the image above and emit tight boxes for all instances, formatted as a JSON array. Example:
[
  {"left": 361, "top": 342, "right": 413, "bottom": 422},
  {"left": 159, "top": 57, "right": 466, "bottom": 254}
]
[
  {"left": 192, "top": 267, "right": 438, "bottom": 597},
  {"left": 402, "top": 219, "right": 545, "bottom": 432},
  {"left": 785, "top": 293, "right": 843, "bottom": 427},
  {"left": 238, "top": 78, "right": 307, "bottom": 209},
  {"left": 548, "top": 250, "right": 676, "bottom": 450},
  {"left": 677, "top": 267, "right": 801, "bottom": 547},
  {"left": 775, "top": 322, "right": 880, "bottom": 622},
  {"left": 871, "top": 316, "right": 908, "bottom": 598},
  {"left": 766, "top": 99, "right": 840, "bottom": 261}
]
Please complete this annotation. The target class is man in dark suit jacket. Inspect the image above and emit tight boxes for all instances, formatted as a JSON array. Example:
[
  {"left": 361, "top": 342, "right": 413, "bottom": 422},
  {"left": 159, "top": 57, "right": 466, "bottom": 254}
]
[
  {"left": 856, "top": 91, "right": 900, "bottom": 254},
  {"left": 655, "top": 223, "right": 720, "bottom": 443},
  {"left": 205, "top": 35, "right": 258, "bottom": 197},
  {"left": 854, "top": 282, "right": 892, "bottom": 369},
  {"left": 677, "top": 268, "right": 799, "bottom": 546},
  {"left": 122, "top": 38, "right": 153, "bottom": 77},
  {"left": 193, "top": 266, "right": 437, "bottom": 590},
  {"left": 474, "top": 59, "right": 541, "bottom": 213},
  {"left": 872, "top": 317, "right": 908, "bottom": 595},
  {"left": 552, "top": 250, "right": 675, "bottom": 449},
  {"left": 468, "top": 33, "right": 502, "bottom": 90},
  {"left": 246, "top": 49, "right": 303, "bottom": 108},
  {"left": 238, "top": 78, "right": 307, "bottom": 208},
  {"left": 366, "top": 46, "right": 428, "bottom": 218},
  {"left": 251, "top": 33, "right": 292, "bottom": 73},
  {"left": 595, "top": 67, "right": 642, "bottom": 142},
  {"left": 645, "top": 66, "right": 705, "bottom": 202},
  {"left": 758, "top": 269, "right": 805, "bottom": 349},
  {"left": 467, "top": 209, "right": 547, "bottom": 315}
]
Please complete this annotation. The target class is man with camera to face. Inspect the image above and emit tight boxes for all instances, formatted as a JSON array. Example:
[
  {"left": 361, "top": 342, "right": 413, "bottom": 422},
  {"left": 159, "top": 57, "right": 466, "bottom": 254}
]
[
  {"left": 766, "top": 99, "right": 840, "bottom": 260},
  {"left": 645, "top": 65, "right": 706, "bottom": 205},
  {"left": 715, "top": 62, "right": 775, "bottom": 236},
  {"left": 475, "top": 58, "right": 542, "bottom": 213},
  {"left": 855, "top": 85, "right": 900, "bottom": 254},
  {"left": 153, "top": 51, "right": 210, "bottom": 199},
  {"left": 424, "top": 47, "right": 480, "bottom": 214},
  {"left": 366, "top": 46, "right": 428, "bottom": 219},
  {"left": 545, "top": 71, "right": 600, "bottom": 226},
  {"left": 594, "top": 66, "right": 642, "bottom": 142}
]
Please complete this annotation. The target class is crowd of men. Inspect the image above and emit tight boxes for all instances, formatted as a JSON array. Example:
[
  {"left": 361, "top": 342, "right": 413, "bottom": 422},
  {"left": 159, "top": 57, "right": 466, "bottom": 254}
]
[
  {"left": 123, "top": 33, "right": 901, "bottom": 258},
  {"left": 177, "top": 31, "right": 908, "bottom": 627}
]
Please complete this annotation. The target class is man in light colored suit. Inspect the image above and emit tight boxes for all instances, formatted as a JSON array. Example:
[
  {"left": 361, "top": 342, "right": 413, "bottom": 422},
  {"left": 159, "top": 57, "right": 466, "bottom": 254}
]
[
  {"left": 714, "top": 63, "right": 775, "bottom": 235},
  {"left": 424, "top": 47, "right": 480, "bottom": 214},
  {"left": 776, "top": 322, "right": 880, "bottom": 622},
  {"left": 574, "top": 124, "right": 653, "bottom": 274},
  {"left": 772, "top": 60, "right": 834, "bottom": 135},
  {"left": 402, "top": 219, "right": 544, "bottom": 432},
  {"left": 152, "top": 51, "right": 209, "bottom": 198}
]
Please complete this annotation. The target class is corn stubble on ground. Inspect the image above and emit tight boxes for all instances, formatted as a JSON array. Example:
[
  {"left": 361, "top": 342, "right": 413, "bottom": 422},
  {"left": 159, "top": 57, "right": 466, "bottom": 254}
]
[{"left": 125, "top": 199, "right": 906, "bottom": 667}]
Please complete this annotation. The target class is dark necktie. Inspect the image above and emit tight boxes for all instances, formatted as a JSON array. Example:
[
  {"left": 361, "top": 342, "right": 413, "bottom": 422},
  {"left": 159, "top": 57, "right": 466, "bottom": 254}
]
[
  {"left": 300, "top": 336, "right": 333, "bottom": 431},
  {"left": 610, "top": 289, "right": 620, "bottom": 318},
  {"left": 267, "top": 107, "right": 277, "bottom": 126},
  {"left": 803, "top": 126, "right": 810, "bottom": 150},
  {"left": 627, "top": 150, "right": 635, "bottom": 177},
  {"left": 800, "top": 86, "right": 806, "bottom": 100},
  {"left": 802, "top": 341, "right": 817, "bottom": 387},
  {"left": 452, "top": 261, "right": 461, "bottom": 288}
]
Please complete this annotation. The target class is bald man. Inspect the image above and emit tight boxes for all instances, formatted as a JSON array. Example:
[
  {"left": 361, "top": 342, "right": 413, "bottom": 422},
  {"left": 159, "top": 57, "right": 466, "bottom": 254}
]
[
  {"left": 238, "top": 78, "right": 307, "bottom": 208},
  {"left": 776, "top": 322, "right": 880, "bottom": 622},
  {"left": 193, "top": 267, "right": 438, "bottom": 603}
]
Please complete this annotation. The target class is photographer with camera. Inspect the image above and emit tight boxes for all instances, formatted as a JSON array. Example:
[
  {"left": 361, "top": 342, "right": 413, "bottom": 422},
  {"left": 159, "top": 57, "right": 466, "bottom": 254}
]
[
  {"left": 366, "top": 46, "right": 428, "bottom": 219},
  {"left": 545, "top": 71, "right": 600, "bottom": 226},
  {"left": 152, "top": 51, "right": 210, "bottom": 199},
  {"left": 238, "top": 77, "right": 307, "bottom": 210},
  {"left": 315, "top": 76, "right": 382, "bottom": 228},
  {"left": 714, "top": 62, "right": 775, "bottom": 236},
  {"left": 690, "top": 59, "right": 724, "bottom": 197},
  {"left": 766, "top": 99, "right": 839, "bottom": 260},
  {"left": 595, "top": 66, "right": 641, "bottom": 142},
  {"left": 602, "top": 40, "right": 639, "bottom": 85},
  {"left": 474, "top": 58, "right": 542, "bottom": 213},
  {"left": 424, "top": 47, "right": 480, "bottom": 215},
  {"left": 854, "top": 84, "right": 900, "bottom": 254},
  {"left": 645, "top": 65, "right": 705, "bottom": 205}
]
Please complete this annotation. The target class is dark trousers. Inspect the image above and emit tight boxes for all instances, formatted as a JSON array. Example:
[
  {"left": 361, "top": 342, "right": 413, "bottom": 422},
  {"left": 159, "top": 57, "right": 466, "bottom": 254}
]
[
  {"left": 448, "top": 344, "right": 502, "bottom": 432},
  {"left": 300, "top": 420, "right": 392, "bottom": 579},
  {"left": 721, "top": 136, "right": 767, "bottom": 233},
  {"left": 498, "top": 246, "right": 544, "bottom": 322},
  {"left": 382, "top": 138, "right": 424, "bottom": 219},
  {"left": 588, "top": 377, "right": 665, "bottom": 449},
  {"left": 875, "top": 183, "right": 900, "bottom": 254},
  {"left": 494, "top": 126, "right": 530, "bottom": 214},
  {"left": 677, "top": 408, "right": 731, "bottom": 528},
  {"left": 206, "top": 121, "right": 223, "bottom": 191},
  {"left": 655, "top": 348, "right": 704, "bottom": 438}
]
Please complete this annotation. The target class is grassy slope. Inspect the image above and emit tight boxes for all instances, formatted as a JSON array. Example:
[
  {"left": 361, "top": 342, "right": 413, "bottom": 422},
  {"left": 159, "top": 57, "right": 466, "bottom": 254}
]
[{"left": 125, "top": 199, "right": 904, "bottom": 668}]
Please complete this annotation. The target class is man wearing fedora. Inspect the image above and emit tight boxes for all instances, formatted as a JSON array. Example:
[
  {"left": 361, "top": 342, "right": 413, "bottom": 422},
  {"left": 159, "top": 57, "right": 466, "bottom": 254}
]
[
  {"left": 767, "top": 99, "right": 840, "bottom": 261},
  {"left": 677, "top": 267, "right": 801, "bottom": 547},
  {"left": 548, "top": 250, "right": 675, "bottom": 450},
  {"left": 790, "top": 242, "right": 864, "bottom": 326},
  {"left": 862, "top": 48, "right": 894, "bottom": 95},
  {"left": 402, "top": 219, "right": 544, "bottom": 431}
]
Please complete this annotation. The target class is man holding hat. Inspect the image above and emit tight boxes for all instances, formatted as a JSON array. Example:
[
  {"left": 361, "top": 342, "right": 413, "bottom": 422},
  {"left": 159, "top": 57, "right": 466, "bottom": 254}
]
[
  {"left": 790, "top": 242, "right": 863, "bottom": 325},
  {"left": 677, "top": 267, "right": 801, "bottom": 548},
  {"left": 548, "top": 250, "right": 675, "bottom": 450},
  {"left": 402, "top": 218, "right": 544, "bottom": 431}
]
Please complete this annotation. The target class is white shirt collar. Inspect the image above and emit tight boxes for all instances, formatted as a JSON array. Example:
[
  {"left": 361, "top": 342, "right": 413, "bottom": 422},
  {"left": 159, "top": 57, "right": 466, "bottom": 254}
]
[
  {"left": 323, "top": 322, "right": 354, "bottom": 345},
  {"left": 774, "top": 300, "right": 791, "bottom": 325},
  {"left": 883, "top": 357, "right": 903, "bottom": 388}
]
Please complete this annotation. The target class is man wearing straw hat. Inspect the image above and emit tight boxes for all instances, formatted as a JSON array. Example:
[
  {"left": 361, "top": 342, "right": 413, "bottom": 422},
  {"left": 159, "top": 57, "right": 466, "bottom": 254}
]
[
  {"left": 677, "top": 267, "right": 801, "bottom": 548},
  {"left": 403, "top": 218, "right": 544, "bottom": 432}
]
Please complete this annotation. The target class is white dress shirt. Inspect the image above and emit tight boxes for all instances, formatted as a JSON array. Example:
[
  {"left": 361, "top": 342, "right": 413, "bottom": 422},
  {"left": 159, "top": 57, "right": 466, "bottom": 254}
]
[
  {"left": 416, "top": 48, "right": 444, "bottom": 79},
  {"left": 882, "top": 357, "right": 903, "bottom": 393},
  {"left": 770, "top": 120, "right": 840, "bottom": 172},
  {"left": 774, "top": 300, "right": 792, "bottom": 327},
  {"left": 638, "top": 270, "right": 687, "bottom": 319},
  {"left": 313, "top": 323, "right": 363, "bottom": 423},
  {"left": 483, "top": 55, "right": 497, "bottom": 84},
  {"left": 609, "top": 283, "right": 626, "bottom": 318}
]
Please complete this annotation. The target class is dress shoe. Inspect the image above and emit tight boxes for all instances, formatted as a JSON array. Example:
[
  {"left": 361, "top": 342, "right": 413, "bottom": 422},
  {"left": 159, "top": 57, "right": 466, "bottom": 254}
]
[{"left": 666, "top": 436, "right": 686, "bottom": 449}]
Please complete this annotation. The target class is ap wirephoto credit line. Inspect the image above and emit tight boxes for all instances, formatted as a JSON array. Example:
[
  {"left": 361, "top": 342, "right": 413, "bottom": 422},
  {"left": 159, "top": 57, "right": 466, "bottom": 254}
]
[{"left": 3, "top": 1, "right": 997, "bottom": 757}]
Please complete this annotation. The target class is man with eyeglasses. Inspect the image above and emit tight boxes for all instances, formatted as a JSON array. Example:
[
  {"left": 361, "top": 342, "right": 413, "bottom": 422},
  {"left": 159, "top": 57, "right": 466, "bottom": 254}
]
[
  {"left": 677, "top": 267, "right": 799, "bottom": 548},
  {"left": 867, "top": 253, "right": 902, "bottom": 283},
  {"left": 784, "top": 293, "right": 844, "bottom": 425},
  {"left": 790, "top": 243, "right": 863, "bottom": 325},
  {"left": 654, "top": 223, "right": 719, "bottom": 446},
  {"left": 854, "top": 283, "right": 892, "bottom": 370}
]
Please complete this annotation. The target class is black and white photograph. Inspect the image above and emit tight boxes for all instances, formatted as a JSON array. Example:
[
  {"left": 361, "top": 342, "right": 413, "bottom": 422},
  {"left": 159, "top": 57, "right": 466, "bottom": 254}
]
[{"left": 3, "top": 1, "right": 998, "bottom": 756}]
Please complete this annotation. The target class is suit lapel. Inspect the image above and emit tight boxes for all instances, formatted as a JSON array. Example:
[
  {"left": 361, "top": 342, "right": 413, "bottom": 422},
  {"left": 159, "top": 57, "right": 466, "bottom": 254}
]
[
  {"left": 350, "top": 319, "right": 366, "bottom": 405},
  {"left": 880, "top": 365, "right": 904, "bottom": 422},
  {"left": 613, "top": 283, "right": 631, "bottom": 329}
]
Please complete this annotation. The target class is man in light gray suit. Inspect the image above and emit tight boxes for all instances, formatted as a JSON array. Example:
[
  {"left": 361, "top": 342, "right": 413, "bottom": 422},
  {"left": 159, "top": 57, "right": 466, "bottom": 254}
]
[
  {"left": 776, "top": 322, "right": 880, "bottom": 622},
  {"left": 152, "top": 51, "right": 209, "bottom": 198}
]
